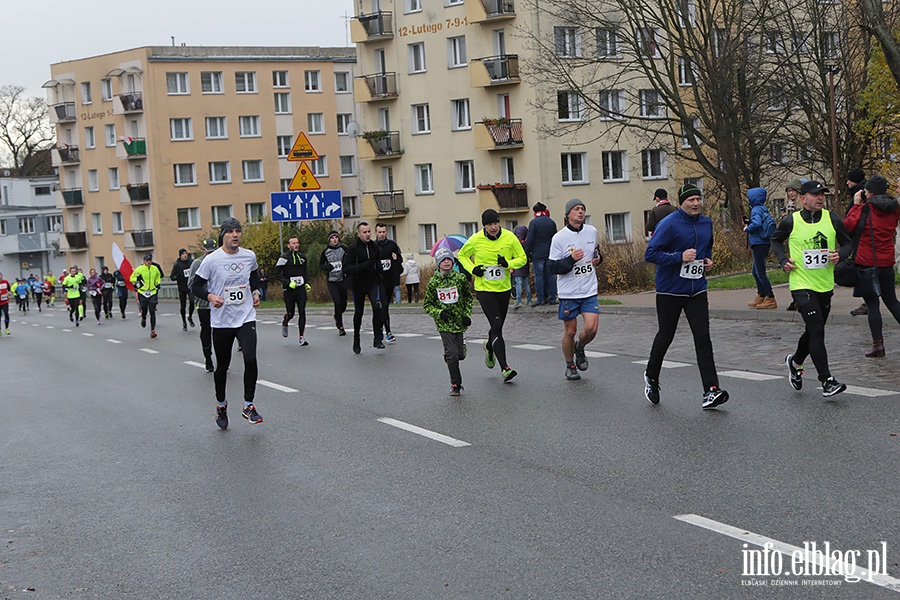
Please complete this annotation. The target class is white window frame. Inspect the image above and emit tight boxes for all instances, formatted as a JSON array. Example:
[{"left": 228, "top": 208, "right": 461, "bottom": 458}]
[
  {"left": 235, "top": 71, "right": 257, "bottom": 93},
  {"left": 448, "top": 36, "right": 467, "bottom": 68},
  {"left": 415, "top": 163, "right": 434, "bottom": 194},
  {"left": 205, "top": 116, "right": 227, "bottom": 140},
  {"left": 641, "top": 149, "right": 667, "bottom": 179},
  {"left": 91, "top": 213, "right": 102, "bottom": 235},
  {"left": 273, "top": 70, "right": 289, "bottom": 88},
  {"left": 81, "top": 82, "right": 92, "bottom": 104},
  {"left": 18, "top": 216, "right": 36, "bottom": 234},
  {"left": 599, "top": 89, "right": 625, "bottom": 121},
  {"left": 239, "top": 115, "right": 261, "bottom": 138},
  {"left": 406, "top": 0, "right": 422, "bottom": 13},
  {"left": 177, "top": 207, "right": 201, "bottom": 230},
  {"left": 596, "top": 28, "right": 620, "bottom": 58},
  {"left": 557, "top": 91, "right": 584, "bottom": 122},
  {"left": 108, "top": 167, "right": 120, "bottom": 190},
  {"left": 676, "top": 0, "right": 696, "bottom": 28},
  {"left": 604, "top": 213, "right": 632, "bottom": 243},
  {"left": 277, "top": 135, "right": 292, "bottom": 158},
  {"left": 47, "top": 215, "right": 63, "bottom": 232},
  {"left": 554, "top": 27, "right": 581, "bottom": 58},
  {"left": 561, "top": 153, "right": 588, "bottom": 185},
  {"left": 821, "top": 31, "right": 840, "bottom": 59},
  {"left": 340, "top": 155, "right": 356, "bottom": 177},
  {"left": 678, "top": 57, "right": 696, "bottom": 86},
  {"left": 101, "top": 79, "right": 113, "bottom": 101},
  {"left": 209, "top": 161, "right": 231, "bottom": 184},
  {"left": 602, "top": 150, "right": 628, "bottom": 182},
  {"left": 681, "top": 118, "right": 701, "bottom": 149},
  {"left": 174, "top": 163, "right": 197, "bottom": 186},
  {"left": 337, "top": 113, "right": 352, "bottom": 135},
  {"left": 342, "top": 195, "right": 361, "bottom": 217},
  {"left": 310, "top": 157, "right": 328, "bottom": 177},
  {"left": 84, "top": 126, "right": 95, "bottom": 149},
  {"left": 245, "top": 202, "right": 266, "bottom": 223},
  {"left": 639, "top": 89, "right": 665, "bottom": 118},
  {"left": 305, "top": 70, "right": 322, "bottom": 92},
  {"left": 419, "top": 223, "right": 438, "bottom": 253},
  {"left": 455, "top": 160, "right": 475, "bottom": 192},
  {"left": 211, "top": 205, "right": 234, "bottom": 228},
  {"left": 408, "top": 42, "right": 427, "bottom": 74},
  {"left": 166, "top": 72, "right": 189, "bottom": 95},
  {"left": 242, "top": 160, "right": 264, "bottom": 182},
  {"left": 169, "top": 117, "right": 193, "bottom": 141},
  {"left": 87, "top": 169, "right": 99, "bottom": 192},
  {"left": 412, "top": 103, "right": 431, "bottom": 134},
  {"left": 639, "top": 28, "right": 661, "bottom": 58},
  {"left": 104, "top": 124, "right": 116, "bottom": 147},
  {"left": 112, "top": 212, "right": 124, "bottom": 234},
  {"left": 274, "top": 92, "right": 291, "bottom": 114},
  {"left": 334, "top": 72, "right": 350, "bottom": 93},
  {"left": 308, "top": 113, "right": 325, "bottom": 134},
  {"left": 451, "top": 98, "right": 471, "bottom": 130},
  {"left": 201, "top": 71, "right": 224, "bottom": 94}
]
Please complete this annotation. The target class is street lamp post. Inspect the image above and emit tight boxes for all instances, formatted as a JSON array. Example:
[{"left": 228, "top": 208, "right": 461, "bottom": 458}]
[{"left": 827, "top": 65, "right": 841, "bottom": 201}]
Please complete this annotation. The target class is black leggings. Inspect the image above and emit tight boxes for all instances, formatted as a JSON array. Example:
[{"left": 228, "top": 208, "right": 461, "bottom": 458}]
[
  {"left": 791, "top": 290, "right": 833, "bottom": 382},
  {"left": 282, "top": 286, "right": 307, "bottom": 336},
  {"left": 117, "top": 293, "right": 128, "bottom": 316},
  {"left": 477, "top": 290, "right": 511, "bottom": 370},
  {"left": 406, "top": 283, "right": 419, "bottom": 303},
  {"left": 861, "top": 266, "right": 900, "bottom": 339},
  {"left": 353, "top": 284, "right": 384, "bottom": 341},
  {"left": 67, "top": 296, "right": 80, "bottom": 320},
  {"left": 102, "top": 290, "right": 113, "bottom": 315},
  {"left": 647, "top": 293, "right": 719, "bottom": 391},
  {"left": 0, "top": 303, "right": 8, "bottom": 326},
  {"left": 327, "top": 281, "right": 347, "bottom": 329},
  {"left": 213, "top": 321, "right": 258, "bottom": 404},
  {"left": 138, "top": 295, "right": 157, "bottom": 330},
  {"left": 91, "top": 293, "right": 103, "bottom": 321},
  {"left": 178, "top": 290, "right": 194, "bottom": 323},
  {"left": 198, "top": 308, "right": 212, "bottom": 359}
]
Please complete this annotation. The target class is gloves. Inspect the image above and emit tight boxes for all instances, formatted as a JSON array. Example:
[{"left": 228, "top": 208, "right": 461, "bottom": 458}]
[
  {"left": 289, "top": 281, "right": 297, "bottom": 289},
  {"left": 323, "top": 263, "right": 333, "bottom": 272},
  {"left": 305, "top": 283, "right": 311, "bottom": 293},
  {"left": 439, "top": 310, "right": 451, "bottom": 322},
  {"left": 461, "top": 316, "right": 472, "bottom": 327},
  {"left": 497, "top": 255, "right": 508, "bottom": 268},
  {"left": 472, "top": 265, "right": 485, "bottom": 277}
]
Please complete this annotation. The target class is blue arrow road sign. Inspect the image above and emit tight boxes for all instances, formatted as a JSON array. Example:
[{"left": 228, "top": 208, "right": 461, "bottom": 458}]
[{"left": 270, "top": 190, "right": 343, "bottom": 222}]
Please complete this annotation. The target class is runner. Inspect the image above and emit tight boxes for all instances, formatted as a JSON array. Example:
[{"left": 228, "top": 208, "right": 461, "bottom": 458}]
[
  {"left": 31, "top": 276, "right": 44, "bottom": 313},
  {"left": 274, "top": 236, "right": 311, "bottom": 346},
  {"left": 0, "top": 272, "right": 10, "bottom": 336},
  {"left": 113, "top": 267, "right": 129, "bottom": 318},
  {"left": 770, "top": 180, "right": 852, "bottom": 397},
  {"left": 423, "top": 248, "right": 473, "bottom": 396},
  {"left": 14, "top": 278, "right": 29, "bottom": 313},
  {"left": 86, "top": 268, "right": 104, "bottom": 325},
  {"left": 643, "top": 183, "right": 729, "bottom": 409},
  {"left": 374, "top": 223, "right": 403, "bottom": 344},
  {"left": 45, "top": 270, "right": 56, "bottom": 306},
  {"left": 99, "top": 266, "right": 115, "bottom": 319},
  {"left": 343, "top": 222, "right": 386, "bottom": 354},
  {"left": 170, "top": 248, "right": 195, "bottom": 331},
  {"left": 547, "top": 199, "right": 604, "bottom": 381},
  {"left": 76, "top": 267, "right": 87, "bottom": 321},
  {"left": 130, "top": 253, "right": 163, "bottom": 338},
  {"left": 187, "top": 237, "right": 218, "bottom": 372},
  {"left": 62, "top": 268, "right": 83, "bottom": 327},
  {"left": 40, "top": 276, "right": 53, "bottom": 313},
  {"left": 319, "top": 230, "right": 348, "bottom": 335},
  {"left": 191, "top": 218, "right": 263, "bottom": 428},
  {"left": 457, "top": 209, "right": 527, "bottom": 383}
]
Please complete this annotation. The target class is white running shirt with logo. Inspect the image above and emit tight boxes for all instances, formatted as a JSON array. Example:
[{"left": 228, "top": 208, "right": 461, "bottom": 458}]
[{"left": 195, "top": 247, "right": 258, "bottom": 328}]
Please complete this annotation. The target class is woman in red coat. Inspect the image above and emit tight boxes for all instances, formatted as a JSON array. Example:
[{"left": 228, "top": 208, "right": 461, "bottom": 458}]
[{"left": 844, "top": 174, "right": 900, "bottom": 357}]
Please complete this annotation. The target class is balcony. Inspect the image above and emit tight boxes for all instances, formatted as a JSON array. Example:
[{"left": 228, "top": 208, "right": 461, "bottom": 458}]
[
  {"left": 467, "top": 0, "right": 515, "bottom": 23},
  {"left": 118, "top": 92, "right": 143, "bottom": 113},
  {"left": 126, "top": 183, "right": 151, "bottom": 203},
  {"left": 52, "top": 102, "right": 77, "bottom": 123},
  {"left": 470, "top": 55, "right": 520, "bottom": 87},
  {"left": 123, "top": 137, "right": 147, "bottom": 159},
  {"left": 358, "top": 131, "right": 403, "bottom": 160},
  {"left": 351, "top": 11, "right": 394, "bottom": 43},
  {"left": 129, "top": 229, "right": 154, "bottom": 248},
  {"left": 368, "top": 190, "right": 408, "bottom": 217},
  {"left": 55, "top": 144, "right": 80, "bottom": 164},
  {"left": 477, "top": 183, "right": 529, "bottom": 212},
  {"left": 354, "top": 73, "right": 398, "bottom": 102},
  {"left": 475, "top": 119, "right": 524, "bottom": 150},
  {"left": 61, "top": 188, "right": 83, "bottom": 207},
  {"left": 65, "top": 231, "right": 88, "bottom": 249}
]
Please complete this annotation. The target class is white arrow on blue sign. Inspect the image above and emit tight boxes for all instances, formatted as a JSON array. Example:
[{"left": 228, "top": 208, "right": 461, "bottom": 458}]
[{"left": 270, "top": 190, "right": 343, "bottom": 222}]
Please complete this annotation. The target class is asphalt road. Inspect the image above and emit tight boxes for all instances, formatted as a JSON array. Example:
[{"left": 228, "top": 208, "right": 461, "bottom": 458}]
[{"left": 2, "top": 303, "right": 898, "bottom": 599}]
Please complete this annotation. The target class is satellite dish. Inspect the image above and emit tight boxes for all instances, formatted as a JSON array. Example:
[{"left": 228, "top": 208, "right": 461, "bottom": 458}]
[
  {"left": 3, "top": 170, "right": 10, "bottom": 177},
  {"left": 347, "top": 121, "right": 362, "bottom": 138}
]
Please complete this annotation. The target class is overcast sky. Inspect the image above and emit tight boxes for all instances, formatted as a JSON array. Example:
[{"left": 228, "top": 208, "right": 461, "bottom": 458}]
[{"left": 4, "top": 0, "right": 355, "bottom": 97}]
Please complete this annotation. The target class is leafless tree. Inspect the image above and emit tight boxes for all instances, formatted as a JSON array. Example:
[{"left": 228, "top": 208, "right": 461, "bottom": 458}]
[
  {"left": 860, "top": 0, "right": 900, "bottom": 91},
  {"left": 0, "top": 85, "right": 55, "bottom": 176}
]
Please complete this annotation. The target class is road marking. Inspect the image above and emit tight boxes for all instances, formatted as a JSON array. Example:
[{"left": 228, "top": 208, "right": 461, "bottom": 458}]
[
  {"left": 513, "top": 343, "right": 555, "bottom": 351},
  {"left": 720, "top": 370, "right": 781, "bottom": 381},
  {"left": 160, "top": 313, "right": 175, "bottom": 317},
  {"left": 585, "top": 351, "right": 617, "bottom": 358},
  {"left": 427, "top": 336, "right": 442, "bottom": 340},
  {"left": 106, "top": 339, "right": 123, "bottom": 344},
  {"left": 61, "top": 328, "right": 71, "bottom": 332},
  {"left": 140, "top": 348, "right": 159, "bottom": 354},
  {"left": 377, "top": 417, "right": 471, "bottom": 448},
  {"left": 32, "top": 323, "right": 39, "bottom": 327},
  {"left": 81, "top": 333, "right": 94, "bottom": 337},
  {"left": 632, "top": 359, "right": 690, "bottom": 369},
  {"left": 258, "top": 380, "right": 298, "bottom": 393},
  {"left": 184, "top": 360, "right": 206, "bottom": 368},
  {"left": 674, "top": 514, "right": 900, "bottom": 593},
  {"left": 393, "top": 332, "right": 423, "bottom": 338},
  {"left": 843, "top": 385, "right": 897, "bottom": 398},
  {"left": 46, "top": 326, "right": 55, "bottom": 329}
]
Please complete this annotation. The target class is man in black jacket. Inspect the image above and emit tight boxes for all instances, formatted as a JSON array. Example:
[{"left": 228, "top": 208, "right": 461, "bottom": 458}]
[
  {"left": 170, "top": 248, "right": 195, "bottom": 331},
  {"left": 525, "top": 202, "right": 558, "bottom": 305},
  {"left": 374, "top": 222, "right": 402, "bottom": 343},
  {"left": 343, "top": 222, "right": 385, "bottom": 354},
  {"left": 274, "top": 236, "right": 310, "bottom": 346},
  {"left": 99, "top": 266, "right": 116, "bottom": 319}
]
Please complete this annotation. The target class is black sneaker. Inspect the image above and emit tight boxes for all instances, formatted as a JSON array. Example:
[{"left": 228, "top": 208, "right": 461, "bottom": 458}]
[
  {"left": 565, "top": 365, "right": 581, "bottom": 380},
  {"left": 643, "top": 372, "right": 660, "bottom": 404},
  {"left": 216, "top": 404, "right": 228, "bottom": 429},
  {"left": 188, "top": 317, "right": 195, "bottom": 328},
  {"left": 205, "top": 358, "right": 215, "bottom": 373},
  {"left": 242, "top": 404, "right": 263, "bottom": 424},
  {"left": 141, "top": 316, "right": 146, "bottom": 328},
  {"left": 702, "top": 386, "right": 729, "bottom": 409},
  {"left": 353, "top": 336, "right": 361, "bottom": 354},
  {"left": 822, "top": 377, "right": 847, "bottom": 397},
  {"left": 573, "top": 341, "right": 588, "bottom": 371},
  {"left": 338, "top": 327, "right": 346, "bottom": 336},
  {"left": 75, "top": 320, "right": 79, "bottom": 328},
  {"left": 450, "top": 384, "right": 463, "bottom": 396},
  {"left": 373, "top": 339, "right": 385, "bottom": 349},
  {"left": 502, "top": 367, "right": 517, "bottom": 382},
  {"left": 182, "top": 324, "right": 188, "bottom": 332},
  {"left": 281, "top": 323, "right": 288, "bottom": 338},
  {"left": 785, "top": 354, "right": 803, "bottom": 391}
]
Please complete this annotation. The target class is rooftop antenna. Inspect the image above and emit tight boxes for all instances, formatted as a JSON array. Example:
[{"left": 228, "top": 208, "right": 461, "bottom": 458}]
[
  {"left": 171, "top": 36, "right": 175, "bottom": 47},
  {"left": 341, "top": 11, "right": 351, "bottom": 46}
]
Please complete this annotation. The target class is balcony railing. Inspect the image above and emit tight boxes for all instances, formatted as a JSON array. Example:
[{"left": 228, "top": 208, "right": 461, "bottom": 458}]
[
  {"left": 355, "top": 73, "right": 398, "bottom": 101},
  {"left": 118, "top": 92, "right": 143, "bottom": 113},
  {"left": 468, "top": 0, "right": 516, "bottom": 22},
  {"left": 123, "top": 138, "right": 147, "bottom": 158},
  {"left": 126, "top": 183, "right": 150, "bottom": 203},
  {"left": 371, "top": 190, "right": 407, "bottom": 215},
  {"left": 478, "top": 183, "right": 529, "bottom": 210},
  {"left": 470, "top": 55, "right": 520, "bottom": 87},
  {"left": 65, "top": 231, "right": 88, "bottom": 249},
  {"left": 129, "top": 229, "right": 154, "bottom": 248},
  {"left": 53, "top": 102, "right": 77, "bottom": 123},
  {"left": 56, "top": 145, "right": 80, "bottom": 164},
  {"left": 364, "top": 131, "right": 403, "bottom": 158},
  {"left": 61, "top": 188, "right": 83, "bottom": 206},
  {"left": 477, "top": 119, "right": 524, "bottom": 148},
  {"left": 351, "top": 11, "right": 394, "bottom": 42}
]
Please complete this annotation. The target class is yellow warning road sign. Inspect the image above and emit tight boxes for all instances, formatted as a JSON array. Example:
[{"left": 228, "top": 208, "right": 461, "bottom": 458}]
[
  {"left": 289, "top": 162, "right": 321, "bottom": 191},
  {"left": 287, "top": 132, "right": 319, "bottom": 162}
]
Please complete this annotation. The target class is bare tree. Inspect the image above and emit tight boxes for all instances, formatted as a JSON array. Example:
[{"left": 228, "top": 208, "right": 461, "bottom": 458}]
[
  {"left": 860, "top": 0, "right": 900, "bottom": 91},
  {"left": 0, "top": 85, "right": 55, "bottom": 176}
]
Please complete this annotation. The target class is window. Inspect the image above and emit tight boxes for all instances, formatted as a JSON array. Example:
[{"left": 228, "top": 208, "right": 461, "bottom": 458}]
[
  {"left": 681, "top": 118, "right": 701, "bottom": 148},
  {"left": 641, "top": 149, "right": 667, "bottom": 179},
  {"left": 605, "top": 213, "right": 631, "bottom": 243},
  {"left": 821, "top": 31, "right": 840, "bottom": 59},
  {"left": 602, "top": 150, "right": 628, "bottom": 182},
  {"left": 177, "top": 207, "right": 201, "bottom": 230},
  {"left": 246, "top": 202, "right": 266, "bottom": 223},
  {"left": 770, "top": 143, "right": 788, "bottom": 165},
  {"left": 455, "top": 160, "right": 475, "bottom": 192},
  {"left": 304, "top": 70, "right": 321, "bottom": 92},
  {"left": 792, "top": 33, "right": 810, "bottom": 54},
  {"left": 340, "top": 155, "right": 356, "bottom": 176},
  {"left": 91, "top": 213, "right": 102, "bottom": 235},
  {"left": 554, "top": 27, "right": 581, "bottom": 57},
  {"left": 239, "top": 116, "right": 261, "bottom": 137},
  {"left": 0, "top": 221, "right": 5, "bottom": 235},
  {"left": 166, "top": 72, "right": 189, "bottom": 95},
  {"left": 174, "top": 163, "right": 196, "bottom": 186},
  {"left": 277, "top": 135, "right": 292, "bottom": 157},
  {"left": 676, "top": 0, "right": 696, "bottom": 28},
  {"left": 448, "top": 36, "right": 467, "bottom": 68},
  {"left": 419, "top": 223, "right": 438, "bottom": 252},
  {"left": 767, "top": 88, "right": 784, "bottom": 111},
  {"left": 557, "top": 91, "right": 584, "bottom": 121},
  {"left": 412, "top": 104, "right": 431, "bottom": 133},
  {"left": 415, "top": 163, "right": 434, "bottom": 194},
  {"left": 201, "top": 71, "right": 224, "bottom": 93},
  {"left": 209, "top": 161, "right": 231, "bottom": 184},
  {"left": 599, "top": 89, "right": 625, "bottom": 120},
  {"left": 445, "top": 0, "right": 463, "bottom": 5},
  {"left": 451, "top": 98, "right": 471, "bottom": 130},
  {"left": 81, "top": 82, "right": 92, "bottom": 104},
  {"left": 335, "top": 72, "right": 350, "bottom": 92},
  {"left": 639, "top": 89, "right": 665, "bottom": 118},
  {"left": 596, "top": 28, "right": 619, "bottom": 58},
  {"left": 84, "top": 126, "right": 95, "bottom": 149},
  {"left": 280, "top": 178, "right": 292, "bottom": 192},
  {"left": 87, "top": 169, "right": 99, "bottom": 192},
  {"left": 47, "top": 215, "right": 63, "bottom": 232},
  {"left": 459, "top": 222, "right": 478, "bottom": 237},
  {"left": 639, "top": 28, "right": 660, "bottom": 57},
  {"left": 273, "top": 70, "right": 289, "bottom": 88},
  {"left": 170, "top": 118, "right": 193, "bottom": 141},
  {"left": 235, "top": 72, "right": 257, "bottom": 93},
  {"left": 35, "top": 186, "right": 52, "bottom": 196},
  {"left": 211, "top": 205, "right": 234, "bottom": 227},
  {"left": 274, "top": 92, "right": 291, "bottom": 114},
  {"left": 206, "top": 116, "right": 227, "bottom": 139},
  {"left": 101, "top": 79, "right": 113, "bottom": 101},
  {"left": 310, "top": 156, "right": 328, "bottom": 177},
  {"left": 108, "top": 167, "right": 120, "bottom": 190},
  {"left": 561, "top": 153, "right": 587, "bottom": 184},
  {"left": 342, "top": 196, "right": 361, "bottom": 217},
  {"left": 105, "top": 124, "right": 116, "bottom": 147},
  {"left": 112, "top": 212, "right": 123, "bottom": 234},
  {"left": 678, "top": 57, "right": 696, "bottom": 86},
  {"left": 501, "top": 156, "right": 515, "bottom": 184},
  {"left": 713, "top": 29, "right": 729, "bottom": 57},
  {"left": 242, "top": 160, "right": 264, "bottom": 182},
  {"left": 409, "top": 42, "right": 427, "bottom": 73},
  {"left": 18, "top": 217, "right": 35, "bottom": 234},
  {"left": 337, "top": 113, "right": 352, "bottom": 135},
  {"left": 764, "top": 31, "right": 785, "bottom": 55},
  {"left": 308, "top": 113, "right": 325, "bottom": 134},
  {"left": 406, "top": 0, "right": 422, "bottom": 12}
]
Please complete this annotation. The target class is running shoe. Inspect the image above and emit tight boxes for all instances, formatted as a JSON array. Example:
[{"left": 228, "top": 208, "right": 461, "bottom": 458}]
[
  {"left": 785, "top": 354, "right": 803, "bottom": 391},
  {"left": 182, "top": 324, "right": 188, "bottom": 332},
  {"left": 483, "top": 340, "right": 495, "bottom": 369},
  {"left": 386, "top": 332, "right": 396, "bottom": 344},
  {"left": 150, "top": 330, "right": 157, "bottom": 339},
  {"left": 97, "top": 320, "right": 101, "bottom": 325},
  {"left": 822, "top": 377, "right": 847, "bottom": 397},
  {"left": 644, "top": 372, "right": 660, "bottom": 404},
  {"left": 502, "top": 367, "right": 517, "bottom": 382},
  {"left": 4, "top": 329, "right": 8, "bottom": 336},
  {"left": 298, "top": 336, "right": 309, "bottom": 346},
  {"left": 216, "top": 404, "right": 228, "bottom": 429},
  {"left": 281, "top": 323, "right": 288, "bottom": 338},
  {"left": 141, "top": 316, "right": 146, "bottom": 328},
  {"left": 573, "top": 341, "right": 589, "bottom": 371},
  {"left": 338, "top": 327, "right": 346, "bottom": 336},
  {"left": 450, "top": 384, "right": 463, "bottom": 397},
  {"left": 188, "top": 317, "right": 195, "bottom": 328},
  {"left": 242, "top": 404, "right": 263, "bottom": 424},
  {"left": 353, "top": 336, "right": 361, "bottom": 354},
  {"left": 75, "top": 320, "right": 79, "bottom": 328},
  {"left": 69, "top": 313, "right": 74, "bottom": 322},
  {"left": 373, "top": 339, "right": 385, "bottom": 349},
  {"left": 205, "top": 358, "right": 214, "bottom": 373},
  {"left": 701, "top": 386, "right": 729, "bottom": 409},
  {"left": 565, "top": 365, "right": 581, "bottom": 381}
]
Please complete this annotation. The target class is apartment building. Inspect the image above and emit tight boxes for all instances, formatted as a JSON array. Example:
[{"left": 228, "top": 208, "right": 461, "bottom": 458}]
[
  {"left": 45, "top": 46, "right": 360, "bottom": 271},
  {"left": 0, "top": 175, "right": 66, "bottom": 279}
]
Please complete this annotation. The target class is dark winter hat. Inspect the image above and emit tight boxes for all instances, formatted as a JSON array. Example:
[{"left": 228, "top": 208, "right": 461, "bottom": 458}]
[
  {"left": 219, "top": 217, "right": 242, "bottom": 234},
  {"left": 434, "top": 248, "right": 454, "bottom": 266},
  {"left": 201, "top": 238, "right": 217, "bottom": 252},
  {"left": 178, "top": 248, "right": 187, "bottom": 255},
  {"left": 565, "top": 198, "right": 586, "bottom": 217},
  {"left": 143, "top": 252, "right": 153, "bottom": 261},
  {"left": 532, "top": 202, "right": 547, "bottom": 212},
  {"left": 328, "top": 230, "right": 340, "bottom": 239},
  {"left": 654, "top": 188, "right": 668, "bottom": 199},
  {"left": 677, "top": 183, "right": 702, "bottom": 203},
  {"left": 101, "top": 265, "right": 109, "bottom": 271},
  {"left": 865, "top": 174, "right": 888, "bottom": 195},
  {"left": 481, "top": 209, "right": 500, "bottom": 225},
  {"left": 800, "top": 180, "right": 828, "bottom": 195},
  {"left": 847, "top": 168, "right": 865, "bottom": 184}
]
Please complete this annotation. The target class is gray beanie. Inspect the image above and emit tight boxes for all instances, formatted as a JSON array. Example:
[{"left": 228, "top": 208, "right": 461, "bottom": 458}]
[
  {"left": 220, "top": 217, "right": 242, "bottom": 234},
  {"left": 434, "top": 248, "right": 454, "bottom": 266},
  {"left": 565, "top": 198, "right": 586, "bottom": 217}
]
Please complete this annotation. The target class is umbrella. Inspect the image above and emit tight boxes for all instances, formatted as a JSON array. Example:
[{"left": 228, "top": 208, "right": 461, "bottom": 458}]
[{"left": 430, "top": 234, "right": 468, "bottom": 257}]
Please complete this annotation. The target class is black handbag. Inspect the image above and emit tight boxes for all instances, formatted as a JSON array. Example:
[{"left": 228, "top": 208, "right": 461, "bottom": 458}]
[
  {"left": 834, "top": 205, "right": 870, "bottom": 287},
  {"left": 853, "top": 209, "right": 881, "bottom": 298}
]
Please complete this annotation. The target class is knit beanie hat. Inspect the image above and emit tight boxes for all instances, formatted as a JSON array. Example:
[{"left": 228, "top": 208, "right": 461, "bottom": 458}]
[
  {"left": 220, "top": 217, "right": 242, "bottom": 234},
  {"left": 677, "top": 183, "right": 702, "bottom": 203},
  {"left": 564, "top": 198, "right": 586, "bottom": 217},
  {"left": 865, "top": 174, "right": 888, "bottom": 195},
  {"left": 434, "top": 248, "right": 454, "bottom": 267},
  {"left": 847, "top": 168, "right": 865, "bottom": 184},
  {"left": 481, "top": 209, "right": 500, "bottom": 225}
]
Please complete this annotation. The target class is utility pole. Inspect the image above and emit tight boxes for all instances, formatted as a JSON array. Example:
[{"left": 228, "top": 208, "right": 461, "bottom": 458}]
[{"left": 827, "top": 65, "right": 841, "bottom": 201}]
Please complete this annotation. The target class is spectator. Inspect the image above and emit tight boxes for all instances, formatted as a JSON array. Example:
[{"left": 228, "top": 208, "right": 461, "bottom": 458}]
[
  {"left": 402, "top": 253, "right": 420, "bottom": 303},
  {"left": 512, "top": 225, "right": 532, "bottom": 308},
  {"left": 644, "top": 188, "right": 676, "bottom": 237},
  {"left": 744, "top": 187, "right": 777, "bottom": 309},
  {"left": 525, "top": 202, "right": 558, "bottom": 305}
]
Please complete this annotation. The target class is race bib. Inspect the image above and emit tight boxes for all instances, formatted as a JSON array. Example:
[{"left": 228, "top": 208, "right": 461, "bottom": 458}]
[
  {"left": 104, "top": 282, "right": 113, "bottom": 289},
  {"left": 802, "top": 249, "right": 830, "bottom": 269},
  {"left": 117, "top": 280, "right": 126, "bottom": 286},
  {"left": 141, "top": 290, "right": 155, "bottom": 298},
  {"left": 437, "top": 286, "right": 459, "bottom": 304},
  {"left": 0, "top": 293, "right": 7, "bottom": 302},
  {"left": 484, "top": 265, "right": 506, "bottom": 281},
  {"left": 572, "top": 263, "right": 594, "bottom": 279},
  {"left": 330, "top": 261, "right": 342, "bottom": 272},
  {"left": 90, "top": 290, "right": 98, "bottom": 297},
  {"left": 679, "top": 260, "right": 705, "bottom": 279},
  {"left": 224, "top": 284, "right": 247, "bottom": 305},
  {"left": 183, "top": 268, "right": 191, "bottom": 279},
  {"left": 381, "top": 259, "right": 392, "bottom": 271},
  {"left": 290, "top": 276, "right": 304, "bottom": 286}
]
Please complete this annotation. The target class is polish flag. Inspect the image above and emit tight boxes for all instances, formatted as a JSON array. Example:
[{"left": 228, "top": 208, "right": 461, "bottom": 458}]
[{"left": 112, "top": 242, "right": 135, "bottom": 290}]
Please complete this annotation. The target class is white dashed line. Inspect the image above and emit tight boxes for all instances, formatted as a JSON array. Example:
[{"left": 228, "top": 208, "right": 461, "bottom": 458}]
[
  {"left": 427, "top": 336, "right": 442, "bottom": 340},
  {"left": 512, "top": 343, "right": 555, "bottom": 351},
  {"left": 843, "top": 385, "right": 897, "bottom": 398},
  {"left": 377, "top": 417, "right": 471, "bottom": 448},
  {"left": 632, "top": 359, "right": 690, "bottom": 369},
  {"left": 140, "top": 348, "right": 159, "bottom": 354},
  {"left": 46, "top": 326, "right": 55, "bottom": 329},
  {"left": 61, "top": 328, "right": 71, "bottom": 332},
  {"left": 393, "top": 332, "right": 424, "bottom": 338},
  {"left": 258, "top": 380, "right": 298, "bottom": 393},
  {"left": 585, "top": 351, "right": 617, "bottom": 358},
  {"left": 719, "top": 370, "right": 781, "bottom": 381},
  {"left": 106, "top": 339, "right": 123, "bottom": 344},
  {"left": 184, "top": 360, "right": 206, "bottom": 368},
  {"left": 81, "top": 333, "right": 94, "bottom": 337}
]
